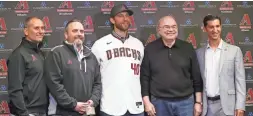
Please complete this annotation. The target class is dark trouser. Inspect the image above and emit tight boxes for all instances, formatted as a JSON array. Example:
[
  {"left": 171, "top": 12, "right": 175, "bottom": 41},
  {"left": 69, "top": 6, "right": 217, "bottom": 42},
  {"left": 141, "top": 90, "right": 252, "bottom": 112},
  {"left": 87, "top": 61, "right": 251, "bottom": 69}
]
[
  {"left": 151, "top": 95, "right": 194, "bottom": 116},
  {"left": 100, "top": 111, "right": 144, "bottom": 116}
]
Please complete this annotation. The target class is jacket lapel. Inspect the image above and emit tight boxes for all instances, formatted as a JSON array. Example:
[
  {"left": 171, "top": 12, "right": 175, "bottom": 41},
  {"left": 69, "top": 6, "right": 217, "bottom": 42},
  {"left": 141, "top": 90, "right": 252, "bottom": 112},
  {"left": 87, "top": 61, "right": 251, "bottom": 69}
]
[
  {"left": 201, "top": 45, "right": 207, "bottom": 81},
  {"left": 219, "top": 41, "right": 229, "bottom": 75}
]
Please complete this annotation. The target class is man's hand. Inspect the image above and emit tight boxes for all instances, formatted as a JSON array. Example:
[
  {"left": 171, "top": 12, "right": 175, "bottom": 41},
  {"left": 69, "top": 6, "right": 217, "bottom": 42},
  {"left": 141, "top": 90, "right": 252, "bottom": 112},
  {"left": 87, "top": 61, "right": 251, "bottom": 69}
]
[
  {"left": 235, "top": 109, "right": 244, "bottom": 116},
  {"left": 87, "top": 100, "right": 94, "bottom": 106},
  {"left": 194, "top": 103, "right": 202, "bottom": 116},
  {"left": 144, "top": 101, "right": 156, "bottom": 116},
  {"left": 74, "top": 102, "right": 87, "bottom": 114}
]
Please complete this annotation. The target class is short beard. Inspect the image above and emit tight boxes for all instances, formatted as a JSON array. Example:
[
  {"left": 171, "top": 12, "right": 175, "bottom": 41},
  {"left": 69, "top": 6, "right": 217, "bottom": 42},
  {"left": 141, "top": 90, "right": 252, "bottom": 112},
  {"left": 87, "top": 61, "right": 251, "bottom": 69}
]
[{"left": 114, "top": 23, "right": 129, "bottom": 32}]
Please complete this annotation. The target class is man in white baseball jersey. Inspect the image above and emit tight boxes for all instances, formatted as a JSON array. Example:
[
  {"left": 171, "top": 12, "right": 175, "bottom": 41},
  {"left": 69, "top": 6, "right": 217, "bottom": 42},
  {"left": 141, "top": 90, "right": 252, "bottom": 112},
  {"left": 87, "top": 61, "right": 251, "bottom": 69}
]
[{"left": 91, "top": 4, "right": 144, "bottom": 116}]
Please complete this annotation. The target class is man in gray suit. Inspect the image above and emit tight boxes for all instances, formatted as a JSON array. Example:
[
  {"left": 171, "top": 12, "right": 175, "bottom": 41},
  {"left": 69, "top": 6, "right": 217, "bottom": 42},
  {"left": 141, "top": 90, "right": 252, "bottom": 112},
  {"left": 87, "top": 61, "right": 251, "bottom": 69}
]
[{"left": 196, "top": 15, "right": 246, "bottom": 116}]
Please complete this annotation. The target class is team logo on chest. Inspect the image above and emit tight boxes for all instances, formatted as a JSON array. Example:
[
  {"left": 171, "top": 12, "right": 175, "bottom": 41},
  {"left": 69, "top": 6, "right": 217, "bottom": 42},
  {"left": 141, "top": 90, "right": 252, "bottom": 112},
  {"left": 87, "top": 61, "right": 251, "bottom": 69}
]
[
  {"left": 106, "top": 47, "right": 141, "bottom": 61},
  {"left": 31, "top": 54, "right": 37, "bottom": 61}
]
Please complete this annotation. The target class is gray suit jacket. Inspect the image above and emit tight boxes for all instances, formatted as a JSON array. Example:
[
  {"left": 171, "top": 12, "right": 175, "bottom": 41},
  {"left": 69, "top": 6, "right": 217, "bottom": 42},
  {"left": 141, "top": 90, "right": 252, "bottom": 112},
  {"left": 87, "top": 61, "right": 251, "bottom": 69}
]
[{"left": 196, "top": 41, "right": 246, "bottom": 116}]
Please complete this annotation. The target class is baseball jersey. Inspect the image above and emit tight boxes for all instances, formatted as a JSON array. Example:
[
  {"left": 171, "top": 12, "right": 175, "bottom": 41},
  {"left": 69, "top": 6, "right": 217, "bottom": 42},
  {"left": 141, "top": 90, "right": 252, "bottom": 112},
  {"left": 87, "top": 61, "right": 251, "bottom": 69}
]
[{"left": 91, "top": 34, "right": 144, "bottom": 115}]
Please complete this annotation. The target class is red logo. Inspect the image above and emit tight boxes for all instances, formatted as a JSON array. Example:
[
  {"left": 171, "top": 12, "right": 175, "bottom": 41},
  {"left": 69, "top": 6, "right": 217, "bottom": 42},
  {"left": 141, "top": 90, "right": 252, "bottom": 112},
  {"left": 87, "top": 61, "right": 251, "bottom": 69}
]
[
  {"left": 42, "top": 16, "right": 52, "bottom": 33},
  {"left": 0, "top": 18, "right": 7, "bottom": 35},
  {"left": 83, "top": 16, "right": 94, "bottom": 32},
  {"left": 186, "top": 33, "right": 197, "bottom": 49},
  {"left": 219, "top": 1, "right": 234, "bottom": 12},
  {"left": 101, "top": 1, "right": 114, "bottom": 12},
  {"left": 128, "top": 16, "right": 137, "bottom": 31},
  {"left": 15, "top": 1, "right": 29, "bottom": 13},
  {"left": 0, "top": 101, "right": 9, "bottom": 114},
  {"left": 244, "top": 51, "right": 253, "bottom": 67},
  {"left": 121, "top": 5, "right": 126, "bottom": 11},
  {"left": 246, "top": 88, "right": 253, "bottom": 104},
  {"left": 0, "top": 59, "right": 7, "bottom": 77},
  {"left": 239, "top": 14, "right": 252, "bottom": 31},
  {"left": 57, "top": 1, "right": 74, "bottom": 12},
  {"left": 145, "top": 34, "right": 157, "bottom": 46},
  {"left": 31, "top": 54, "right": 37, "bottom": 61},
  {"left": 141, "top": 1, "right": 157, "bottom": 12},
  {"left": 67, "top": 60, "right": 72, "bottom": 64},
  {"left": 182, "top": 1, "right": 195, "bottom": 13},
  {"left": 225, "top": 32, "right": 235, "bottom": 45}
]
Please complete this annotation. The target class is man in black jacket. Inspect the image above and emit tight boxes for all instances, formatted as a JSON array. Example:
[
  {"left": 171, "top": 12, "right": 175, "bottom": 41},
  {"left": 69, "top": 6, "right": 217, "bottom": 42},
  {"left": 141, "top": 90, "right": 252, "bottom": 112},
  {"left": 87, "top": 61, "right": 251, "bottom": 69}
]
[
  {"left": 8, "top": 16, "right": 48, "bottom": 116},
  {"left": 44, "top": 19, "right": 101, "bottom": 116}
]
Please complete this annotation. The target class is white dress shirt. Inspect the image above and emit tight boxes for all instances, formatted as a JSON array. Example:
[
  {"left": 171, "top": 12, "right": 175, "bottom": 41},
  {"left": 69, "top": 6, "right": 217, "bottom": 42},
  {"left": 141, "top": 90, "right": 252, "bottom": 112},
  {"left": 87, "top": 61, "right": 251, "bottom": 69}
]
[{"left": 205, "top": 40, "right": 223, "bottom": 97}]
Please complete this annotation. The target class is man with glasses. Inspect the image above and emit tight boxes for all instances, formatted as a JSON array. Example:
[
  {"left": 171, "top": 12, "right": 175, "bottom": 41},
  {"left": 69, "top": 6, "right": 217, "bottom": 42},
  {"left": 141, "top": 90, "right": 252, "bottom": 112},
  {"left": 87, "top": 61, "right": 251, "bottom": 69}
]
[{"left": 140, "top": 15, "right": 203, "bottom": 116}]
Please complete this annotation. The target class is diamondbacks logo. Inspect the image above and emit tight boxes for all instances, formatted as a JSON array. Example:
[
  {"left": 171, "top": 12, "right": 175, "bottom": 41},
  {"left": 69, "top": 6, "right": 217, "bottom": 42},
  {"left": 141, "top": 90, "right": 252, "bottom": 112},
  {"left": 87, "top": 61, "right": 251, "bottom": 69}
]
[
  {"left": 128, "top": 16, "right": 137, "bottom": 32},
  {"left": 219, "top": 1, "right": 234, "bottom": 13},
  {"left": 145, "top": 34, "right": 157, "bottom": 46},
  {"left": 15, "top": 1, "right": 29, "bottom": 15},
  {"left": 239, "top": 14, "right": 252, "bottom": 31},
  {"left": 57, "top": 1, "right": 74, "bottom": 15},
  {"left": 67, "top": 59, "right": 72, "bottom": 65},
  {"left": 244, "top": 51, "right": 253, "bottom": 67},
  {"left": 0, "top": 18, "right": 7, "bottom": 35},
  {"left": 182, "top": 1, "right": 195, "bottom": 13},
  {"left": 225, "top": 32, "right": 235, "bottom": 45},
  {"left": 31, "top": 54, "right": 37, "bottom": 61},
  {"left": 247, "top": 88, "right": 253, "bottom": 104},
  {"left": 42, "top": 16, "right": 52, "bottom": 33},
  {"left": 101, "top": 1, "right": 114, "bottom": 14},
  {"left": 186, "top": 33, "right": 197, "bottom": 49},
  {"left": 0, "top": 59, "right": 7, "bottom": 76},
  {"left": 83, "top": 16, "right": 94, "bottom": 33},
  {"left": 0, "top": 101, "right": 9, "bottom": 114},
  {"left": 141, "top": 1, "right": 157, "bottom": 13}
]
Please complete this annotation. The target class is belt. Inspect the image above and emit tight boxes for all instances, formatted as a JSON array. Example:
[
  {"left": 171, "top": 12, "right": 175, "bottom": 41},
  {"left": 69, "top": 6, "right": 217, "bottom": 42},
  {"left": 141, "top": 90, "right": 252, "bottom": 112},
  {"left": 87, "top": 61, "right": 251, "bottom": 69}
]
[{"left": 207, "top": 95, "right": 220, "bottom": 101}]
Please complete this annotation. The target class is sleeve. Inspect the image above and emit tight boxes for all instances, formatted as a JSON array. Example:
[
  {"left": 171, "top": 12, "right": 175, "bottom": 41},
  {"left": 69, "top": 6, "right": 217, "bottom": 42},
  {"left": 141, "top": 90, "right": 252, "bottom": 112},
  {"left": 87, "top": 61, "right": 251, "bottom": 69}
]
[
  {"left": 140, "top": 48, "right": 151, "bottom": 97},
  {"left": 234, "top": 47, "right": 246, "bottom": 110},
  {"left": 89, "top": 56, "right": 102, "bottom": 107},
  {"left": 7, "top": 53, "right": 29, "bottom": 116},
  {"left": 44, "top": 51, "right": 77, "bottom": 110},
  {"left": 190, "top": 45, "right": 203, "bottom": 92}
]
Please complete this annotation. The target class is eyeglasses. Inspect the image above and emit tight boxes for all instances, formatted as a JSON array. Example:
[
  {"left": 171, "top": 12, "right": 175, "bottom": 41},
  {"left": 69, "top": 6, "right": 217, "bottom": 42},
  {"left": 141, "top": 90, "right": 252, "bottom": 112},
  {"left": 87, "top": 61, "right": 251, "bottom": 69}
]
[{"left": 159, "top": 25, "right": 177, "bottom": 30}]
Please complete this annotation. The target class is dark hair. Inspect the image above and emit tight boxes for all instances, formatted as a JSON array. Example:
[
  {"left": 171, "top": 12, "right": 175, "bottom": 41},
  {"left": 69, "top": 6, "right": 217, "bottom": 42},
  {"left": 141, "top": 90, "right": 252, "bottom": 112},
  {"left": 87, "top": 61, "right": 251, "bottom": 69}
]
[
  {"left": 24, "top": 16, "right": 41, "bottom": 28},
  {"left": 203, "top": 15, "right": 221, "bottom": 27},
  {"left": 65, "top": 19, "right": 82, "bottom": 32}
]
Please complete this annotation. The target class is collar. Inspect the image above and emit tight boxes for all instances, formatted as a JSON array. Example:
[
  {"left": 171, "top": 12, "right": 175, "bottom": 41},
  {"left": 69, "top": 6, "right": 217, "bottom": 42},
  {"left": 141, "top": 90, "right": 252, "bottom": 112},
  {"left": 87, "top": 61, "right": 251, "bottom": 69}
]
[
  {"left": 63, "top": 41, "right": 91, "bottom": 57},
  {"left": 160, "top": 38, "right": 180, "bottom": 48},
  {"left": 65, "top": 40, "right": 84, "bottom": 53},
  {"left": 111, "top": 30, "right": 129, "bottom": 40},
  {"left": 206, "top": 39, "right": 223, "bottom": 50},
  {"left": 21, "top": 37, "right": 43, "bottom": 51}
]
